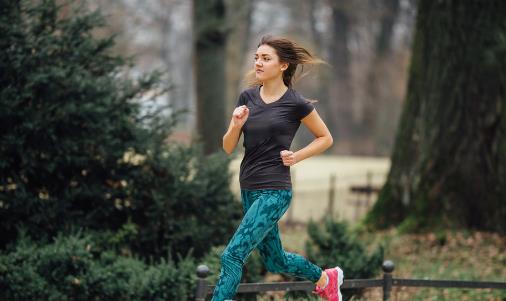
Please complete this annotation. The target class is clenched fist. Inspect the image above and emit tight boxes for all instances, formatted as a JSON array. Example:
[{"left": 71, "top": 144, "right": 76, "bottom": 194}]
[
  {"left": 232, "top": 105, "right": 249, "bottom": 128},
  {"left": 280, "top": 150, "right": 297, "bottom": 166}
]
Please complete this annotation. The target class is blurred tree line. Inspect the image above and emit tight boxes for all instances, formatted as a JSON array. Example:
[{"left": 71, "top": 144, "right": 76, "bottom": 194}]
[{"left": 90, "top": 0, "right": 417, "bottom": 156}]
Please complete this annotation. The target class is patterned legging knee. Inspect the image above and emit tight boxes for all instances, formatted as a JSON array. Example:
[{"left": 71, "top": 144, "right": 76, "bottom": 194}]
[{"left": 211, "top": 189, "right": 322, "bottom": 301}]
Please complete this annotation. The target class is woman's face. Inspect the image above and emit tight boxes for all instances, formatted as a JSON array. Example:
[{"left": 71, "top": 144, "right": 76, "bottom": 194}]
[{"left": 254, "top": 44, "right": 288, "bottom": 82}]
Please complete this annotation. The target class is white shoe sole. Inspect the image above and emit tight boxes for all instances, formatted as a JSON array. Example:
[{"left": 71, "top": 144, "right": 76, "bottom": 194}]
[{"left": 335, "top": 266, "right": 344, "bottom": 301}]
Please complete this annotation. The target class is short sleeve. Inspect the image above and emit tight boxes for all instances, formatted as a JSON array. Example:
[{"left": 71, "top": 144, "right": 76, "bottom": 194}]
[
  {"left": 296, "top": 99, "right": 315, "bottom": 120},
  {"left": 235, "top": 92, "right": 246, "bottom": 108}
]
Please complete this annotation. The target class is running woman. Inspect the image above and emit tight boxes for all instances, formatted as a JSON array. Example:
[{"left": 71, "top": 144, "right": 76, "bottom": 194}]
[{"left": 215, "top": 35, "right": 344, "bottom": 301}]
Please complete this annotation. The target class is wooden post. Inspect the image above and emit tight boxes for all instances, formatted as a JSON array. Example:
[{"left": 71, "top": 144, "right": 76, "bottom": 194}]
[
  {"left": 354, "top": 192, "right": 360, "bottom": 222},
  {"left": 382, "top": 260, "right": 395, "bottom": 301},
  {"left": 366, "top": 171, "right": 373, "bottom": 209},
  {"left": 195, "top": 265, "right": 210, "bottom": 301},
  {"left": 327, "top": 173, "right": 336, "bottom": 218}
]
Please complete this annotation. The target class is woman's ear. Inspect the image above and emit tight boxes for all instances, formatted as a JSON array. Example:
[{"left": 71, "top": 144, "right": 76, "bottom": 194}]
[{"left": 280, "top": 62, "right": 288, "bottom": 71}]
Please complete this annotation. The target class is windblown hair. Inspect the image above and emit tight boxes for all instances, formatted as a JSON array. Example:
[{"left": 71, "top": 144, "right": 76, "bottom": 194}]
[{"left": 244, "top": 35, "right": 327, "bottom": 91}]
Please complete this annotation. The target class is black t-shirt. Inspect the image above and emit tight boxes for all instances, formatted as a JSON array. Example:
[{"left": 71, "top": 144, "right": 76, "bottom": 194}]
[{"left": 235, "top": 85, "right": 315, "bottom": 190}]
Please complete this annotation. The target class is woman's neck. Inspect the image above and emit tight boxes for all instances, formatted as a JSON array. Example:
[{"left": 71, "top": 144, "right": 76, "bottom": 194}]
[{"left": 261, "top": 78, "right": 288, "bottom": 98}]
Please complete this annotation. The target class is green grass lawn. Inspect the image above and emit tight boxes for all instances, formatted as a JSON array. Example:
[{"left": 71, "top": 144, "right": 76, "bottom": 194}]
[
  {"left": 359, "top": 229, "right": 506, "bottom": 301},
  {"left": 250, "top": 225, "right": 506, "bottom": 301}
]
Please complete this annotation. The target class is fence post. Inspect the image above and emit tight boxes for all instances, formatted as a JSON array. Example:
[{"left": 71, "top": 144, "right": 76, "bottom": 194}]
[
  {"left": 195, "top": 265, "right": 210, "bottom": 301},
  {"left": 382, "top": 260, "right": 395, "bottom": 301},
  {"left": 366, "top": 171, "right": 372, "bottom": 209}
]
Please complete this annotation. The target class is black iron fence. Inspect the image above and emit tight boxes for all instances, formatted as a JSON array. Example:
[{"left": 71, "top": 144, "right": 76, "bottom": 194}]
[{"left": 195, "top": 260, "right": 506, "bottom": 301}]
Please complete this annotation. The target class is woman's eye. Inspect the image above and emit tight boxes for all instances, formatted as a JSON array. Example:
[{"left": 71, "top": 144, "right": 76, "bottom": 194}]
[{"left": 254, "top": 57, "right": 270, "bottom": 62}]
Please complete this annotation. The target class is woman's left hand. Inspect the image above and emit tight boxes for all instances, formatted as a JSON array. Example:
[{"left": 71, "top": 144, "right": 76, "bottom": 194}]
[{"left": 280, "top": 150, "right": 297, "bottom": 166}]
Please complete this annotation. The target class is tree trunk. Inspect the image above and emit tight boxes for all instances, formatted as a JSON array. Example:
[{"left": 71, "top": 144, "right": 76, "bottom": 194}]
[
  {"left": 367, "top": 0, "right": 506, "bottom": 232},
  {"left": 328, "top": 2, "right": 354, "bottom": 153},
  {"left": 193, "top": 0, "right": 227, "bottom": 154},
  {"left": 364, "top": 0, "right": 401, "bottom": 155},
  {"left": 224, "top": 0, "right": 253, "bottom": 118}
]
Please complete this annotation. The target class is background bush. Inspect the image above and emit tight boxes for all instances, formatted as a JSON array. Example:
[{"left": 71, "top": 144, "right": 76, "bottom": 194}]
[
  {"left": 0, "top": 1, "right": 243, "bottom": 299},
  {"left": 127, "top": 146, "right": 242, "bottom": 260},
  {"left": 305, "top": 218, "right": 384, "bottom": 279},
  {"left": 0, "top": 232, "right": 197, "bottom": 301},
  {"left": 284, "top": 218, "right": 384, "bottom": 300},
  {"left": 307, "top": 218, "right": 384, "bottom": 299},
  {"left": 0, "top": 0, "right": 241, "bottom": 262}
]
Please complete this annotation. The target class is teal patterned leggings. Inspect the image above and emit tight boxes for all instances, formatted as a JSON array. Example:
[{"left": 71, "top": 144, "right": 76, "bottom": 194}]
[{"left": 211, "top": 189, "right": 322, "bottom": 301}]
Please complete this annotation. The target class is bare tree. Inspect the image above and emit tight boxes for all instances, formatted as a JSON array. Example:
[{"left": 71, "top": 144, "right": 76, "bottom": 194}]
[
  {"left": 194, "top": 0, "right": 228, "bottom": 154},
  {"left": 224, "top": 0, "right": 254, "bottom": 118}
]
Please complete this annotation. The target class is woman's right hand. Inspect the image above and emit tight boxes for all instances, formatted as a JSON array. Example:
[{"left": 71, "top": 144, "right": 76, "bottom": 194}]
[{"left": 232, "top": 105, "right": 249, "bottom": 128}]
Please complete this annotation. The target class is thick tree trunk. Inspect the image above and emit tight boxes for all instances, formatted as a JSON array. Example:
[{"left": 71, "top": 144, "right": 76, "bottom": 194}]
[
  {"left": 367, "top": 0, "right": 506, "bottom": 232},
  {"left": 193, "top": 0, "right": 227, "bottom": 154}
]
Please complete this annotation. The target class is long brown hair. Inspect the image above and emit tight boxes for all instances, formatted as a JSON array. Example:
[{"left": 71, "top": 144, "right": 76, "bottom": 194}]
[{"left": 244, "top": 35, "right": 327, "bottom": 91}]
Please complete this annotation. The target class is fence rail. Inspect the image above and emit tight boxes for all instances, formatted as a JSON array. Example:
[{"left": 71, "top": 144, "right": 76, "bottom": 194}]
[{"left": 195, "top": 260, "right": 506, "bottom": 301}]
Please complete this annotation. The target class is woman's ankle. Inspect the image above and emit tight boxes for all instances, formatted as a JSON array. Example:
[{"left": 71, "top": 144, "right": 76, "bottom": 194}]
[{"left": 316, "top": 271, "right": 328, "bottom": 288}]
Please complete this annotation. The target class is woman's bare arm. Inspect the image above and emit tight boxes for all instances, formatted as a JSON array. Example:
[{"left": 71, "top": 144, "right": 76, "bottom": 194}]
[
  {"left": 223, "top": 105, "right": 249, "bottom": 154},
  {"left": 280, "top": 109, "right": 333, "bottom": 166}
]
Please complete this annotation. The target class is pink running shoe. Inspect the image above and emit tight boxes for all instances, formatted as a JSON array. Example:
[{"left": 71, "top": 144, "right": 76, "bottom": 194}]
[{"left": 313, "top": 266, "right": 344, "bottom": 301}]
